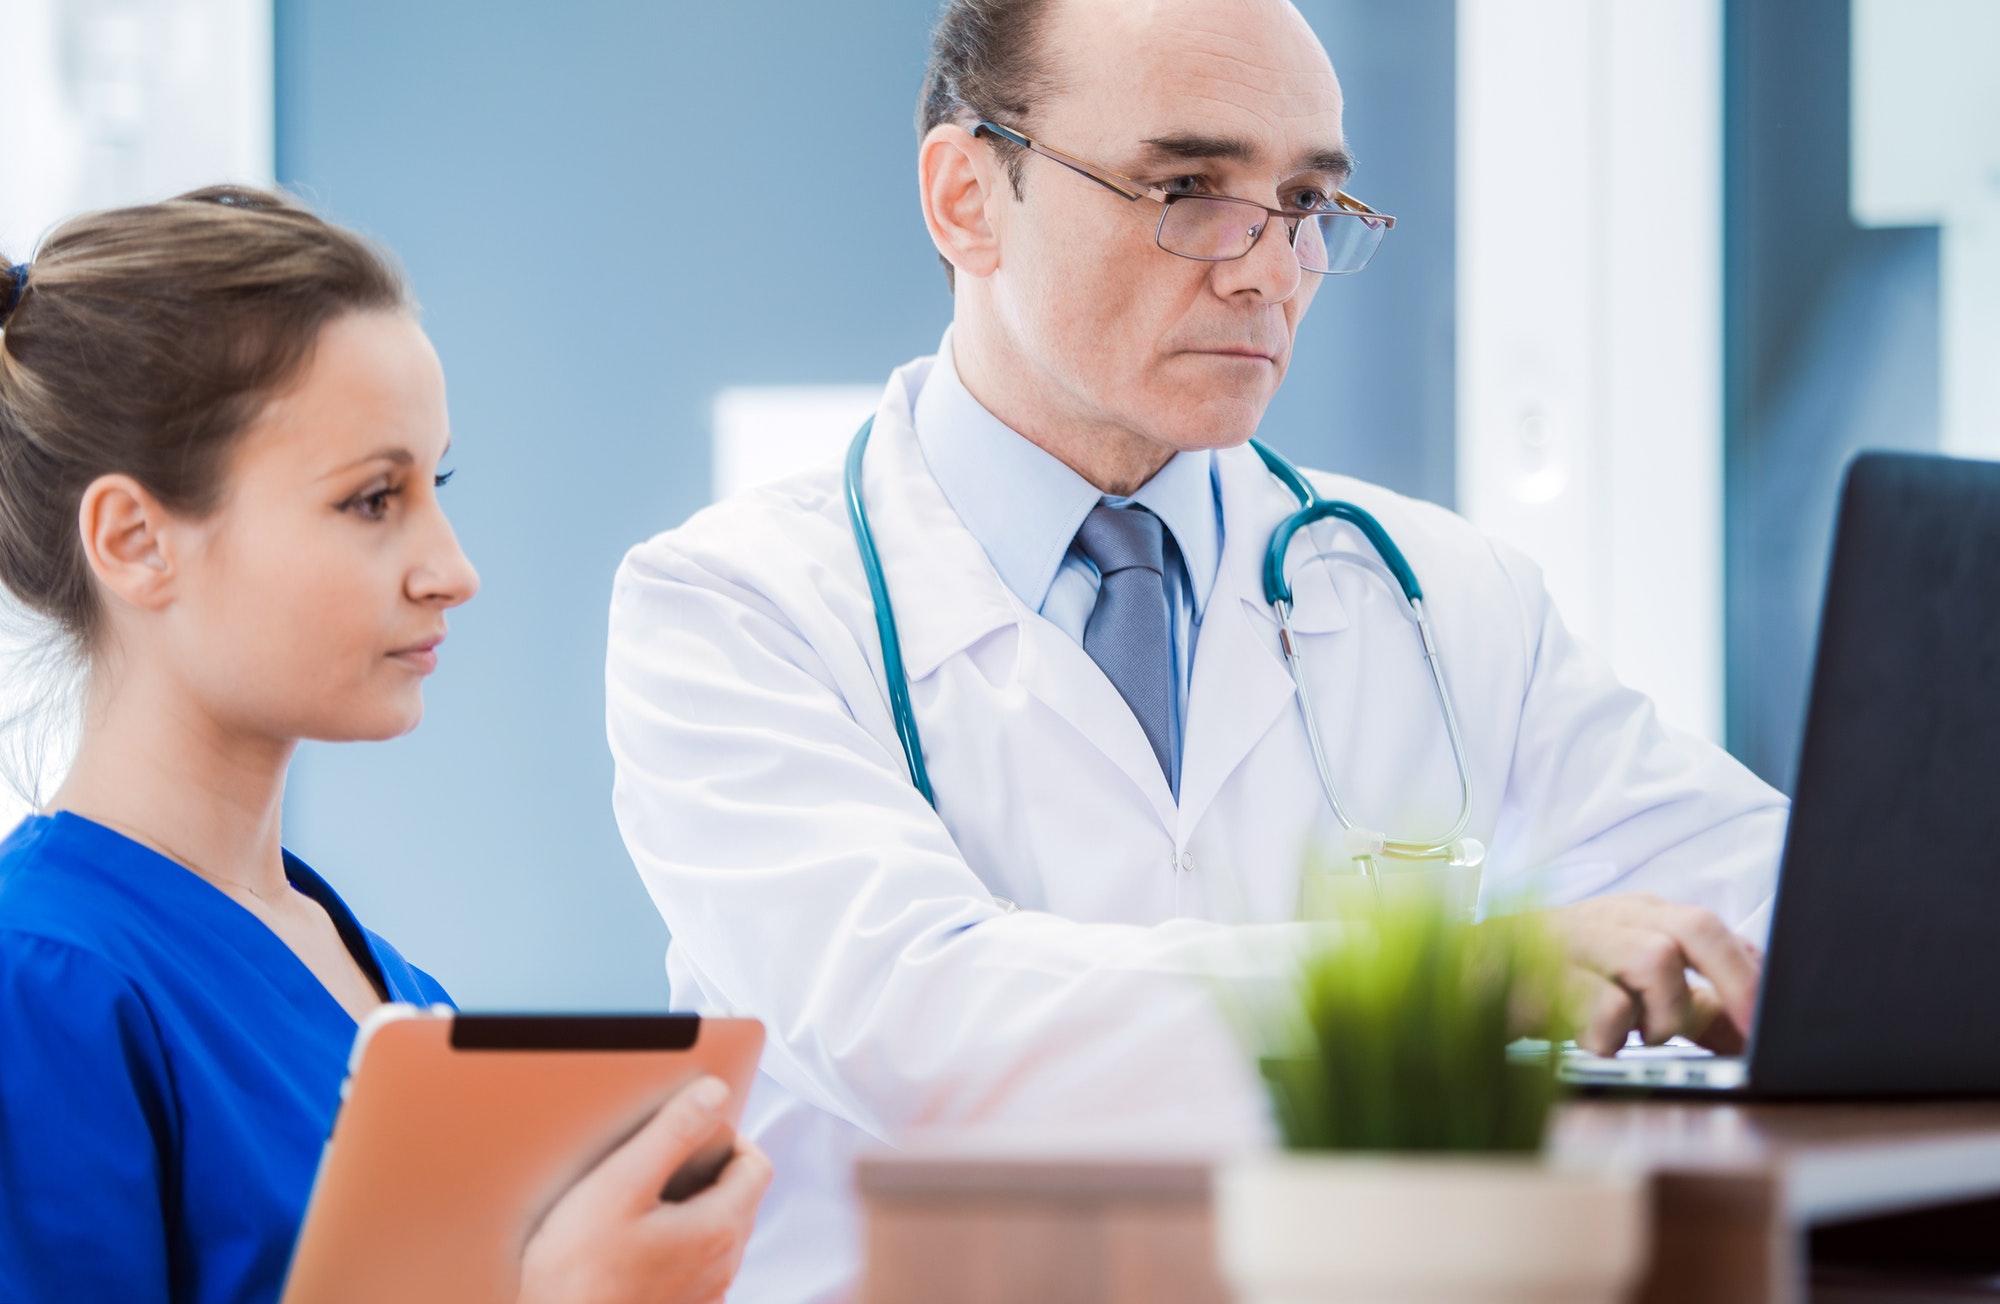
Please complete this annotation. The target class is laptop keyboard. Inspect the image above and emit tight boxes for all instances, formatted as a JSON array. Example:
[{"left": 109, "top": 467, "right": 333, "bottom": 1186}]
[{"left": 1558, "top": 1042, "right": 1749, "bottom": 1091}]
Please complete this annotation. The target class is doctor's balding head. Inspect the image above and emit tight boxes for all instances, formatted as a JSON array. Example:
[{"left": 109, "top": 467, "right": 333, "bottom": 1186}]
[{"left": 917, "top": 0, "right": 1372, "bottom": 490}]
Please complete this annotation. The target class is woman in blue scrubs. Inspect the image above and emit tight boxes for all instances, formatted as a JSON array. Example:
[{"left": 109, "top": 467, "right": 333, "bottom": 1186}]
[{"left": 0, "top": 190, "right": 767, "bottom": 1304}]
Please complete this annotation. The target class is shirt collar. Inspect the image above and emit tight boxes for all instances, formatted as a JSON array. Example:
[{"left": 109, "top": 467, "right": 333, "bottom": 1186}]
[{"left": 912, "top": 329, "right": 1223, "bottom": 616}]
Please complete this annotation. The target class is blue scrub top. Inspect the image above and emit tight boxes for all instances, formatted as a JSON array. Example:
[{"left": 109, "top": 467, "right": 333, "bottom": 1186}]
[{"left": 0, "top": 812, "right": 451, "bottom": 1304}]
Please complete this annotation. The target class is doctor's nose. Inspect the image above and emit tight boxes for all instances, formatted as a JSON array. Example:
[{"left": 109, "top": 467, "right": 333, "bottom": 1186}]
[{"left": 1211, "top": 212, "right": 1306, "bottom": 304}]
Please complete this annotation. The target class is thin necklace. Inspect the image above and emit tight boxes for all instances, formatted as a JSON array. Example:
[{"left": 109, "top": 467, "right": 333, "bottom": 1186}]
[
  {"left": 90, "top": 814, "right": 292, "bottom": 908},
  {"left": 87, "top": 811, "right": 384, "bottom": 1010}
]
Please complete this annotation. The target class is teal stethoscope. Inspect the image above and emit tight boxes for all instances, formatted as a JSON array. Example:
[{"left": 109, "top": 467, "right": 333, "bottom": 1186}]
[{"left": 844, "top": 419, "right": 1485, "bottom": 876}]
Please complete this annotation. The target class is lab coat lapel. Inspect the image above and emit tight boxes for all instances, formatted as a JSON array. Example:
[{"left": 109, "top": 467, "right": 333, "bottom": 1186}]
[
  {"left": 1017, "top": 614, "right": 1180, "bottom": 831},
  {"left": 1175, "top": 444, "right": 1349, "bottom": 839},
  {"left": 861, "top": 369, "right": 1019, "bottom": 679},
  {"left": 862, "top": 370, "right": 1178, "bottom": 830}
]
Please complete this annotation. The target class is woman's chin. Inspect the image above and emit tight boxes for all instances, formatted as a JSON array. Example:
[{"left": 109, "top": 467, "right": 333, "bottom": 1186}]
[{"left": 300, "top": 695, "right": 426, "bottom": 744}]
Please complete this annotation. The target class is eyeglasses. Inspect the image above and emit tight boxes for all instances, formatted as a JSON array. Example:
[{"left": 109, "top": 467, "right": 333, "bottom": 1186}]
[{"left": 973, "top": 121, "right": 1395, "bottom": 276}]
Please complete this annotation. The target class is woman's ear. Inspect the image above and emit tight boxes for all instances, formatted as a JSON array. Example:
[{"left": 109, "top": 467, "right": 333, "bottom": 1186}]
[
  {"left": 76, "top": 474, "right": 180, "bottom": 612},
  {"left": 919, "top": 124, "right": 1005, "bottom": 282}
]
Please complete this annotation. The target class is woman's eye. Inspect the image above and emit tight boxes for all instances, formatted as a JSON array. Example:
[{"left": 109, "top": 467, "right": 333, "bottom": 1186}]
[
  {"left": 344, "top": 486, "right": 401, "bottom": 521},
  {"left": 434, "top": 469, "right": 456, "bottom": 489}
]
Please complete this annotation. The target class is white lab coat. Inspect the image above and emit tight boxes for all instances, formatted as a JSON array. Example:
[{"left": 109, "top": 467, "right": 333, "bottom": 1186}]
[{"left": 606, "top": 352, "right": 1787, "bottom": 1303}]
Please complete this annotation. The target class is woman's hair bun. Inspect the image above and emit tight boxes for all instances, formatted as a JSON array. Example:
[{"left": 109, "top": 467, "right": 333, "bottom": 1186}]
[{"left": 0, "top": 263, "right": 26, "bottom": 329}]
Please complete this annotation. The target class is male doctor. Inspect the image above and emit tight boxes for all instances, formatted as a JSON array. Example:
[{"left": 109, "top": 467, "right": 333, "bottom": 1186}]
[{"left": 607, "top": 0, "right": 1786, "bottom": 1298}]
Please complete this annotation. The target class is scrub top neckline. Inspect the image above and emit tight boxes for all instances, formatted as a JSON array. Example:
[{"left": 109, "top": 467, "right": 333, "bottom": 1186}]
[{"left": 33, "top": 810, "right": 391, "bottom": 1025}]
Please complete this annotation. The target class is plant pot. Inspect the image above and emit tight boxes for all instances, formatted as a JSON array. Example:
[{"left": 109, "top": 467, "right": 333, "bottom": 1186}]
[{"left": 1215, "top": 1153, "right": 1649, "bottom": 1304}]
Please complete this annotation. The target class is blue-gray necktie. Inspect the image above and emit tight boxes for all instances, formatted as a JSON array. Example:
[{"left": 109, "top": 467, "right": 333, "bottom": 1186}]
[{"left": 1075, "top": 503, "right": 1177, "bottom": 795}]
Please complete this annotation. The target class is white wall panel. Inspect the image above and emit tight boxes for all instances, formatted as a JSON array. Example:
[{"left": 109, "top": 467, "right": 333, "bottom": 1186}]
[
  {"left": 0, "top": 0, "right": 272, "bottom": 254},
  {"left": 1852, "top": 0, "right": 2000, "bottom": 459},
  {"left": 1457, "top": 0, "right": 1723, "bottom": 741},
  {"left": 711, "top": 385, "right": 882, "bottom": 502},
  {"left": 0, "top": 0, "right": 271, "bottom": 824}
]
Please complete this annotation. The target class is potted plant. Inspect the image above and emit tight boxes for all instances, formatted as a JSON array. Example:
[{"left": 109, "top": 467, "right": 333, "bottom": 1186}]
[{"left": 1214, "top": 894, "right": 1649, "bottom": 1304}]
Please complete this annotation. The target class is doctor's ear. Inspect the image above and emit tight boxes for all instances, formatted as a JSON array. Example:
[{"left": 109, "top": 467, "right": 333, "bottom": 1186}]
[
  {"left": 919, "top": 124, "right": 1004, "bottom": 283},
  {"left": 75, "top": 474, "right": 184, "bottom": 612}
]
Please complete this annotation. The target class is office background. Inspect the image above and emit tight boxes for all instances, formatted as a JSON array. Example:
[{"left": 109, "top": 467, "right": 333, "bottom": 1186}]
[{"left": 0, "top": 0, "right": 1987, "bottom": 1008}]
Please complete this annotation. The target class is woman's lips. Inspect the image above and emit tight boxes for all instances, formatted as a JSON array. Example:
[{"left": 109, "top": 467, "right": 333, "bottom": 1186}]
[{"left": 389, "top": 637, "right": 442, "bottom": 674}]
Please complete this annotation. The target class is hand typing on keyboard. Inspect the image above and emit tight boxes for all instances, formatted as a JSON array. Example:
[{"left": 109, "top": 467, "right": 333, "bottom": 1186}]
[{"left": 1546, "top": 894, "right": 1761, "bottom": 1056}]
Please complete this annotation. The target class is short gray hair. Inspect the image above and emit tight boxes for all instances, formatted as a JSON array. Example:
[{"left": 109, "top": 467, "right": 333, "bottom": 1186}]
[{"left": 917, "top": 0, "right": 1062, "bottom": 285}]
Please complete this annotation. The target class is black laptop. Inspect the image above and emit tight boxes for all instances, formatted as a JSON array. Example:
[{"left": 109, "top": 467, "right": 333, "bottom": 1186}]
[{"left": 1562, "top": 451, "right": 2000, "bottom": 1097}]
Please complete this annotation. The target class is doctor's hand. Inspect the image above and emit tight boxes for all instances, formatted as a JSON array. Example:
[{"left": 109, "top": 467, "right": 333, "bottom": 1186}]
[
  {"left": 1547, "top": 894, "right": 1762, "bottom": 1057},
  {"left": 517, "top": 1076, "right": 772, "bottom": 1304}
]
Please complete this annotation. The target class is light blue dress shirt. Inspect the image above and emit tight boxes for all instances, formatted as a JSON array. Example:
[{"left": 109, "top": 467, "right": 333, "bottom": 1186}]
[{"left": 912, "top": 334, "right": 1224, "bottom": 781}]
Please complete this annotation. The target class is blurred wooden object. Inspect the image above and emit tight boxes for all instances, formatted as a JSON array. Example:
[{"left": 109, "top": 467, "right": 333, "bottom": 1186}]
[
  {"left": 855, "top": 1099, "right": 2000, "bottom": 1304},
  {"left": 857, "top": 1150, "right": 1228, "bottom": 1304}
]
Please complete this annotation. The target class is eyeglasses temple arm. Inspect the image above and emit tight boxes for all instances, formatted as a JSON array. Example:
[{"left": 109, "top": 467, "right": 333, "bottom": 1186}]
[
  {"left": 972, "top": 122, "right": 1148, "bottom": 202},
  {"left": 1333, "top": 191, "right": 1396, "bottom": 228}
]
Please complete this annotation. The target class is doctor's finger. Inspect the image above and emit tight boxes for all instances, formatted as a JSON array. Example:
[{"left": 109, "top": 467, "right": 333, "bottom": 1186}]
[
  {"left": 1570, "top": 968, "right": 1639, "bottom": 1057},
  {"left": 1568, "top": 924, "right": 1695, "bottom": 1044},
  {"left": 1647, "top": 905, "right": 1761, "bottom": 1034},
  {"left": 587, "top": 1077, "right": 733, "bottom": 1216},
  {"left": 1684, "top": 984, "right": 1748, "bottom": 1055}
]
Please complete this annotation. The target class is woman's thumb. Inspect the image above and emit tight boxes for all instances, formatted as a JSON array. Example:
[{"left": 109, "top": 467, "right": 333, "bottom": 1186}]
[{"left": 585, "top": 1076, "right": 733, "bottom": 1214}]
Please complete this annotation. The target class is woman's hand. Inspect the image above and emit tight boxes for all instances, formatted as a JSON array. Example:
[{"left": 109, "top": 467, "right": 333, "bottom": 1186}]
[{"left": 518, "top": 1077, "right": 773, "bottom": 1304}]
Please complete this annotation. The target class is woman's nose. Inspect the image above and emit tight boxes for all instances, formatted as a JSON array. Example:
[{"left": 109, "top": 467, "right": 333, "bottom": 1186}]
[{"left": 409, "top": 508, "right": 480, "bottom": 607}]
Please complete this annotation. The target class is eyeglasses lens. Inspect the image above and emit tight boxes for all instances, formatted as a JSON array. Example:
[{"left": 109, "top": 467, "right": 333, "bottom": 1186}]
[
  {"left": 1158, "top": 196, "right": 1270, "bottom": 261},
  {"left": 1157, "top": 197, "right": 1386, "bottom": 275},
  {"left": 1299, "top": 212, "right": 1387, "bottom": 275}
]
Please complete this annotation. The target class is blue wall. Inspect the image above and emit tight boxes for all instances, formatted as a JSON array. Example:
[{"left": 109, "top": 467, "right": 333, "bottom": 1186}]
[
  {"left": 275, "top": 1, "right": 1455, "bottom": 1007},
  {"left": 1724, "top": 0, "right": 1940, "bottom": 791},
  {"left": 1284, "top": 0, "right": 1455, "bottom": 505}
]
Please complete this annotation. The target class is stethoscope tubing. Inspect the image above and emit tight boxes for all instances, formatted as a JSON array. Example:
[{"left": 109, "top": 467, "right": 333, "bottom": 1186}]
[
  {"left": 1257, "top": 460, "right": 1475, "bottom": 860},
  {"left": 846, "top": 422, "right": 1474, "bottom": 860},
  {"left": 1274, "top": 591, "right": 1474, "bottom": 859},
  {"left": 844, "top": 418, "right": 936, "bottom": 804}
]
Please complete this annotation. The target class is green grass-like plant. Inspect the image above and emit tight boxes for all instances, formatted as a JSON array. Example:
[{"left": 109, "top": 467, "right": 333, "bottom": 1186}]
[{"left": 1239, "top": 896, "right": 1570, "bottom": 1153}]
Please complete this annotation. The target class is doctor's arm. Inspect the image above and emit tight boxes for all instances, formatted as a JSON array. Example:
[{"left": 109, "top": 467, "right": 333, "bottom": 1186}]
[
  {"left": 606, "top": 543, "right": 1276, "bottom": 1146},
  {"left": 1485, "top": 542, "right": 1786, "bottom": 1053}
]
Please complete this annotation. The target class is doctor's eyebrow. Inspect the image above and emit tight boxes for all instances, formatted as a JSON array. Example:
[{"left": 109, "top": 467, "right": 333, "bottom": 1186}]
[{"left": 1137, "top": 133, "right": 1355, "bottom": 183}]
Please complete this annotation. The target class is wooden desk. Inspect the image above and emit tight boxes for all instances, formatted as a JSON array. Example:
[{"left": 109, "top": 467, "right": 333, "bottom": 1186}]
[{"left": 855, "top": 1100, "right": 2000, "bottom": 1304}]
